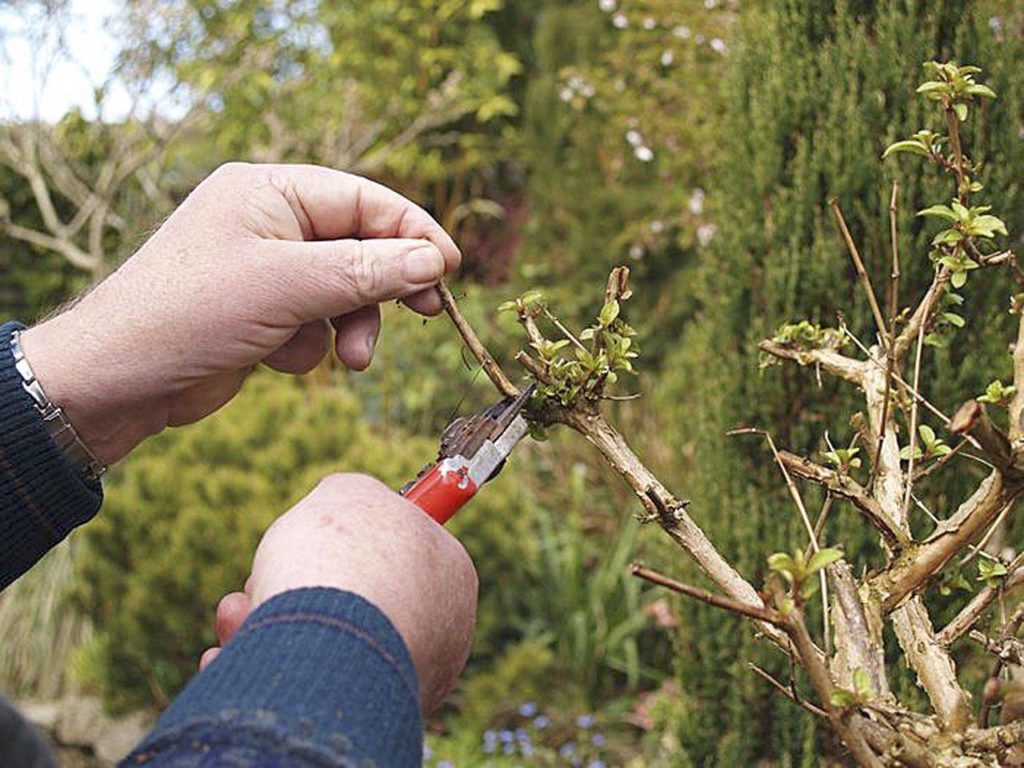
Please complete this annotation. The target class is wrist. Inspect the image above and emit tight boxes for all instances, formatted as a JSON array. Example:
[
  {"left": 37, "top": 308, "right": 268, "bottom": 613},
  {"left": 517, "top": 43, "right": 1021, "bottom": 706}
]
[{"left": 19, "top": 314, "right": 165, "bottom": 465}]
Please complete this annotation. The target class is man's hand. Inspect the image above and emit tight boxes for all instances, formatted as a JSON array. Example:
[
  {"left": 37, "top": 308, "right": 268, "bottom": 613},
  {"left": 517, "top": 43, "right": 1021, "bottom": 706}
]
[
  {"left": 198, "top": 473, "right": 478, "bottom": 714},
  {"left": 19, "top": 163, "right": 461, "bottom": 464}
]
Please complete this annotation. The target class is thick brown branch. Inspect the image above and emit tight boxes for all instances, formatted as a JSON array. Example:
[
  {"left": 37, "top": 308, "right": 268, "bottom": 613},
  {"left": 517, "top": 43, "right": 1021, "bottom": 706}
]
[
  {"left": 830, "top": 561, "right": 889, "bottom": 697},
  {"left": 784, "top": 607, "right": 884, "bottom": 768},
  {"left": 890, "top": 597, "right": 972, "bottom": 730},
  {"left": 1009, "top": 311, "right": 1024, "bottom": 443},
  {"left": 758, "top": 340, "right": 866, "bottom": 384},
  {"left": 777, "top": 452, "right": 908, "bottom": 549},
  {"left": 870, "top": 472, "right": 1020, "bottom": 613},
  {"left": 949, "top": 400, "right": 1016, "bottom": 477}
]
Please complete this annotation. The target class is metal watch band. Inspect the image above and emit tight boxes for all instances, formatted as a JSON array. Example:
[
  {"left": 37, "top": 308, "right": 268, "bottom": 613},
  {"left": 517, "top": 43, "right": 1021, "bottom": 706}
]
[{"left": 10, "top": 331, "right": 106, "bottom": 482}]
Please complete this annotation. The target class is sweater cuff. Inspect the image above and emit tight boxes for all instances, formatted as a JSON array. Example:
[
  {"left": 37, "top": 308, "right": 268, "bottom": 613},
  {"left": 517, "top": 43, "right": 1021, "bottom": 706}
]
[
  {"left": 0, "top": 321, "right": 103, "bottom": 590},
  {"left": 126, "top": 588, "right": 423, "bottom": 768}
]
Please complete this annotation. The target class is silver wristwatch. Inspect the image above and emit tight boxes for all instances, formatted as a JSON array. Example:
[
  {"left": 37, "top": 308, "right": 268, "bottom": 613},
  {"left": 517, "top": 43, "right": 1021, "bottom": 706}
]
[{"left": 10, "top": 331, "right": 106, "bottom": 482}]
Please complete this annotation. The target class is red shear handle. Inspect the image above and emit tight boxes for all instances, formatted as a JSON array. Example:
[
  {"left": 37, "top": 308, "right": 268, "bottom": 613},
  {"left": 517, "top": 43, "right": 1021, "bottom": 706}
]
[{"left": 403, "top": 458, "right": 479, "bottom": 525}]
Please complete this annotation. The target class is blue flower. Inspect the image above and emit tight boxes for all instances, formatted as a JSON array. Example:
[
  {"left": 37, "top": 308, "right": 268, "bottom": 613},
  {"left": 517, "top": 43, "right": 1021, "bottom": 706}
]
[
  {"left": 591, "top": 732, "right": 607, "bottom": 747},
  {"left": 422, "top": 744, "right": 434, "bottom": 760},
  {"left": 588, "top": 761, "right": 606, "bottom": 768},
  {"left": 438, "top": 762, "right": 456, "bottom": 768},
  {"left": 518, "top": 701, "right": 538, "bottom": 717},
  {"left": 482, "top": 731, "right": 497, "bottom": 754},
  {"left": 559, "top": 741, "right": 577, "bottom": 758},
  {"left": 533, "top": 715, "right": 550, "bottom": 729},
  {"left": 575, "top": 714, "right": 596, "bottom": 730},
  {"left": 515, "top": 728, "right": 530, "bottom": 744},
  {"left": 500, "top": 729, "right": 515, "bottom": 744}
]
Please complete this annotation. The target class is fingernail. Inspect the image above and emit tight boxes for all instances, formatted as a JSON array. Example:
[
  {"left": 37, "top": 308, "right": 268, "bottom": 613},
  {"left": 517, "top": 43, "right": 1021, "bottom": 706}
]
[
  {"left": 404, "top": 246, "right": 445, "bottom": 283},
  {"left": 365, "top": 330, "right": 377, "bottom": 358}
]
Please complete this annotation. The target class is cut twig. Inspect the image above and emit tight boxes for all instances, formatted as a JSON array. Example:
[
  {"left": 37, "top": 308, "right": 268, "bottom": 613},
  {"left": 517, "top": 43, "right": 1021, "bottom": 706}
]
[
  {"left": 438, "top": 281, "right": 518, "bottom": 397},
  {"left": 629, "top": 563, "right": 781, "bottom": 625}
]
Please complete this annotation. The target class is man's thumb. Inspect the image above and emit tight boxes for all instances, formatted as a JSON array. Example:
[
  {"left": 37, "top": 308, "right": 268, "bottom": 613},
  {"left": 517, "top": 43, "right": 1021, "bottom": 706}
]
[{"left": 264, "top": 237, "right": 448, "bottom": 320}]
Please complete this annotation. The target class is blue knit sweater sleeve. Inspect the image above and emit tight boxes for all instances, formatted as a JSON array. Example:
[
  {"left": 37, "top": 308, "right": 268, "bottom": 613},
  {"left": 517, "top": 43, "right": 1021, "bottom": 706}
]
[
  {"left": 122, "top": 587, "right": 424, "bottom": 768},
  {"left": 0, "top": 321, "right": 103, "bottom": 589}
]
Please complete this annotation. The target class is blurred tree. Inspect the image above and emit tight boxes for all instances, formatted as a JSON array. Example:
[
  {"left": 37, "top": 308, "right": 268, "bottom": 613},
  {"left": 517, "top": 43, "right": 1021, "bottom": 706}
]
[
  {"left": 120, "top": 0, "right": 521, "bottom": 240},
  {"left": 518, "top": 0, "right": 736, "bottom": 362},
  {"left": 656, "top": 0, "right": 1024, "bottom": 763}
]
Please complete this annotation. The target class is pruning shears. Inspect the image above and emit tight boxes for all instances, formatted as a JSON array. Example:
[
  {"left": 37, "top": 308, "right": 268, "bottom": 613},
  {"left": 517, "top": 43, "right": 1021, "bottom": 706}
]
[{"left": 401, "top": 385, "right": 535, "bottom": 524}]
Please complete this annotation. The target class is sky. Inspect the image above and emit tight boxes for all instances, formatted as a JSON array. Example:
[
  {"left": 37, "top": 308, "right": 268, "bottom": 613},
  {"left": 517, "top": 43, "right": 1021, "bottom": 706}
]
[{"left": 0, "top": 0, "right": 132, "bottom": 121}]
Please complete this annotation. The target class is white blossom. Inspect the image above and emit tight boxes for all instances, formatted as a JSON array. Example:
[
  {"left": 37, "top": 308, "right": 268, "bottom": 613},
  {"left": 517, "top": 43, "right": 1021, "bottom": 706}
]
[
  {"left": 629, "top": 244, "right": 645, "bottom": 260},
  {"left": 598, "top": 0, "right": 616, "bottom": 12},
  {"left": 612, "top": 12, "right": 628, "bottom": 29},
  {"left": 625, "top": 129, "right": 643, "bottom": 146},
  {"left": 642, "top": 16, "right": 656, "bottom": 30},
  {"left": 710, "top": 37, "right": 727, "bottom": 53},
  {"left": 672, "top": 25, "right": 691, "bottom": 38},
  {"left": 650, "top": 220, "right": 665, "bottom": 234},
  {"left": 688, "top": 188, "right": 705, "bottom": 215},
  {"left": 660, "top": 49, "right": 675, "bottom": 66},
  {"left": 559, "top": 87, "right": 574, "bottom": 102},
  {"left": 697, "top": 223, "right": 717, "bottom": 246},
  {"left": 634, "top": 145, "right": 654, "bottom": 162},
  {"left": 704, "top": 0, "right": 718, "bottom": 7}
]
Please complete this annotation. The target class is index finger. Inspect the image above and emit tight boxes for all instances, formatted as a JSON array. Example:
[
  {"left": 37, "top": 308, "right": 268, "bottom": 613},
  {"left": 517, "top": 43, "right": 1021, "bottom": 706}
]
[{"left": 263, "top": 164, "right": 461, "bottom": 271}]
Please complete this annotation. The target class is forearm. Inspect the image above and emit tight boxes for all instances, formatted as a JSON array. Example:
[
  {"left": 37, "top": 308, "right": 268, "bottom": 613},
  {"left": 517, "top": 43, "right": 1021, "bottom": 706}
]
[
  {"left": 0, "top": 322, "right": 102, "bottom": 589},
  {"left": 123, "top": 588, "right": 423, "bottom": 768}
]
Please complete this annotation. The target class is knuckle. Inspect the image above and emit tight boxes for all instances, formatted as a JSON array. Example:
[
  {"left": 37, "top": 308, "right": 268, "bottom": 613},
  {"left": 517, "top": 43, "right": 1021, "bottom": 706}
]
[{"left": 341, "top": 242, "right": 385, "bottom": 303}]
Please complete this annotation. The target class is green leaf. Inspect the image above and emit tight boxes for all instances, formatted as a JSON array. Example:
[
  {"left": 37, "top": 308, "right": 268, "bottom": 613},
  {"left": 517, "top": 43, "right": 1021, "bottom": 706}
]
[
  {"left": 918, "top": 424, "right": 937, "bottom": 446},
  {"left": 830, "top": 688, "right": 858, "bottom": 708},
  {"left": 951, "top": 270, "right": 968, "bottom": 289},
  {"left": 853, "top": 668, "right": 871, "bottom": 698},
  {"left": 932, "top": 228, "right": 963, "bottom": 246},
  {"left": 900, "top": 444, "right": 924, "bottom": 460},
  {"left": 917, "top": 204, "right": 957, "bottom": 221},
  {"left": 806, "top": 547, "right": 843, "bottom": 575},
  {"left": 954, "top": 102, "right": 969, "bottom": 122},
  {"left": 969, "top": 215, "right": 1008, "bottom": 238},
  {"left": 966, "top": 83, "right": 997, "bottom": 99},
  {"left": 916, "top": 81, "right": 948, "bottom": 95},
  {"left": 882, "top": 140, "right": 930, "bottom": 159},
  {"left": 599, "top": 300, "right": 621, "bottom": 327},
  {"left": 767, "top": 552, "right": 797, "bottom": 582},
  {"left": 519, "top": 289, "right": 544, "bottom": 306},
  {"left": 942, "top": 312, "right": 965, "bottom": 328},
  {"left": 497, "top": 300, "right": 518, "bottom": 313}
]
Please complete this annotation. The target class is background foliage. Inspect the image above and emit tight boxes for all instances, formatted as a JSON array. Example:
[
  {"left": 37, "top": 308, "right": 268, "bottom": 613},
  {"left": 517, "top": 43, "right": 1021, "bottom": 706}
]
[{"left": 3, "top": 0, "right": 1024, "bottom": 765}]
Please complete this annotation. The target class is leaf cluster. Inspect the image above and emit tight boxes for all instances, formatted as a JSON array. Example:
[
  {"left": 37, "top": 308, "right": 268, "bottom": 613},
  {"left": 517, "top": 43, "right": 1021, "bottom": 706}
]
[
  {"left": 766, "top": 547, "right": 843, "bottom": 610},
  {"left": 501, "top": 288, "right": 640, "bottom": 407}
]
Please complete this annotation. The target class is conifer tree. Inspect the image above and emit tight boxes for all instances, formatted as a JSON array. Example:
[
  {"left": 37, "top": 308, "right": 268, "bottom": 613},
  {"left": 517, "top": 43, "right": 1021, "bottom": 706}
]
[{"left": 660, "top": 1, "right": 1024, "bottom": 762}]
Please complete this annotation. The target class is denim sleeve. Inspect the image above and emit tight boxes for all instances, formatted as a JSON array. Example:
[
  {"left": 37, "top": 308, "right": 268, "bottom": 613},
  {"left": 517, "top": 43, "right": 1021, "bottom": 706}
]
[
  {"left": 122, "top": 587, "right": 424, "bottom": 768},
  {"left": 0, "top": 321, "right": 103, "bottom": 590}
]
